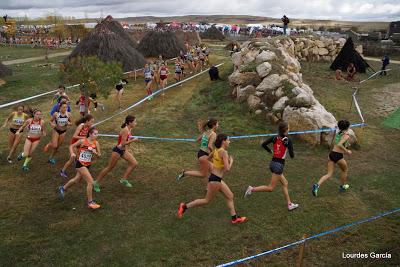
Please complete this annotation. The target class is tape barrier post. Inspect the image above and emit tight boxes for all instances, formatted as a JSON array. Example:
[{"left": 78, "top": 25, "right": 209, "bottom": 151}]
[
  {"left": 296, "top": 234, "right": 306, "bottom": 267},
  {"left": 216, "top": 208, "right": 400, "bottom": 267},
  {"left": 93, "top": 63, "right": 224, "bottom": 127}
]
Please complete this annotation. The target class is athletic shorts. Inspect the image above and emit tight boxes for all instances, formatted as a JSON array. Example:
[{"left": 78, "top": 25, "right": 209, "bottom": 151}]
[
  {"left": 10, "top": 128, "right": 22, "bottom": 134},
  {"left": 197, "top": 149, "right": 209, "bottom": 158},
  {"left": 208, "top": 173, "right": 222, "bottom": 183},
  {"left": 160, "top": 75, "right": 168, "bottom": 81},
  {"left": 269, "top": 161, "right": 284, "bottom": 175},
  {"left": 27, "top": 136, "right": 41, "bottom": 143},
  {"left": 145, "top": 78, "right": 152, "bottom": 84},
  {"left": 175, "top": 71, "right": 182, "bottom": 74},
  {"left": 112, "top": 146, "right": 125, "bottom": 157},
  {"left": 115, "top": 84, "right": 123, "bottom": 91},
  {"left": 329, "top": 151, "right": 344, "bottom": 163},
  {"left": 54, "top": 128, "right": 67, "bottom": 135},
  {"left": 76, "top": 160, "right": 90, "bottom": 169}
]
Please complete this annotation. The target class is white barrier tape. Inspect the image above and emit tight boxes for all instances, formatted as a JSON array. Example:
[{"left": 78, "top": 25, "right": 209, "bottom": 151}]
[
  {"left": 93, "top": 63, "right": 224, "bottom": 127},
  {"left": 360, "top": 69, "right": 392, "bottom": 84},
  {"left": 0, "top": 57, "right": 181, "bottom": 108},
  {"left": 0, "top": 84, "right": 80, "bottom": 109}
]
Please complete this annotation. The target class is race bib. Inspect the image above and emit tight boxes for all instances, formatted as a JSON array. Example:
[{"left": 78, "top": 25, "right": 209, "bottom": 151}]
[
  {"left": 79, "top": 150, "right": 93, "bottom": 163},
  {"left": 57, "top": 118, "right": 69, "bottom": 127},
  {"left": 13, "top": 118, "right": 24, "bottom": 126},
  {"left": 29, "top": 125, "right": 41, "bottom": 135}
]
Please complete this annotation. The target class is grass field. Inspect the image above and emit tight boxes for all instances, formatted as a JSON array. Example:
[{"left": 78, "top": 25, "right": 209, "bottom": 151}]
[{"left": 0, "top": 46, "right": 399, "bottom": 266}]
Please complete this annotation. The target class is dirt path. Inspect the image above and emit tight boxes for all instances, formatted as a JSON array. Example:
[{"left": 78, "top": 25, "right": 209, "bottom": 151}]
[
  {"left": 2, "top": 51, "right": 71, "bottom": 65},
  {"left": 372, "top": 82, "right": 400, "bottom": 116}
]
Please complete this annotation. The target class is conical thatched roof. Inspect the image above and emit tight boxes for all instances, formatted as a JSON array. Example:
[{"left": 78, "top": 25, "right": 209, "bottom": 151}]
[
  {"left": 200, "top": 26, "right": 225, "bottom": 40},
  {"left": 65, "top": 16, "right": 147, "bottom": 71},
  {"left": 101, "top": 15, "right": 139, "bottom": 48},
  {"left": 138, "top": 31, "right": 186, "bottom": 59},
  {"left": 330, "top": 37, "right": 370, "bottom": 73},
  {"left": 0, "top": 61, "right": 12, "bottom": 77}
]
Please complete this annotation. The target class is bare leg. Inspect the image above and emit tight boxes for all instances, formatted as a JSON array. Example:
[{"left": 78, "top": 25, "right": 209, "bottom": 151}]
[
  {"left": 251, "top": 174, "right": 280, "bottom": 192},
  {"left": 64, "top": 172, "right": 82, "bottom": 190},
  {"left": 78, "top": 167, "right": 94, "bottom": 202},
  {"left": 96, "top": 152, "right": 120, "bottom": 183},
  {"left": 8, "top": 131, "right": 14, "bottom": 150},
  {"left": 121, "top": 151, "right": 138, "bottom": 179},
  {"left": 219, "top": 181, "right": 236, "bottom": 216},
  {"left": 317, "top": 160, "right": 335, "bottom": 186},
  {"left": 186, "top": 182, "right": 219, "bottom": 208},
  {"left": 8, "top": 133, "right": 22, "bottom": 158},
  {"left": 184, "top": 156, "right": 209, "bottom": 178},
  {"left": 337, "top": 159, "right": 348, "bottom": 185},
  {"left": 279, "top": 175, "right": 291, "bottom": 205}
]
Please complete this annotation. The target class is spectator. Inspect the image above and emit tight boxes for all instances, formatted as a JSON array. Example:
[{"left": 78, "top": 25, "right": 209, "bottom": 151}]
[
  {"left": 281, "top": 15, "right": 290, "bottom": 35},
  {"left": 346, "top": 63, "right": 357, "bottom": 81},
  {"left": 380, "top": 54, "right": 390, "bottom": 76}
]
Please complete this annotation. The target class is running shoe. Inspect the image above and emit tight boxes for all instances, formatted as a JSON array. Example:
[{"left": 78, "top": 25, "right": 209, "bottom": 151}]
[
  {"left": 288, "top": 203, "right": 299, "bottom": 211},
  {"left": 101, "top": 105, "right": 105, "bottom": 111},
  {"left": 88, "top": 200, "right": 101, "bottom": 209},
  {"left": 120, "top": 179, "right": 132, "bottom": 187},
  {"left": 7, "top": 157, "right": 12, "bottom": 164},
  {"left": 43, "top": 143, "right": 50, "bottom": 153},
  {"left": 17, "top": 153, "right": 23, "bottom": 161},
  {"left": 48, "top": 158, "right": 56, "bottom": 165},
  {"left": 176, "top": 170, "right": 185, "bottom": 181},
  {"left": 231, "top": 216, "right": 247, "bottom": 224},
  {"left": 58, "top": 186, "right": 65, "bottom": 200},
  {"left": 244, "top": 186, "right": 253, "bottom": 198},
  {"left": 177, "top": 203, "right": 187, "bottom": 218},
  {"left": 22, "top": 166, "right": 29, "bottom": 172},
  {"left": 93, "top": 181, "right": 101, "bottom": 193},
  {"left": 339, "top": 184, "right": 350, "bottom": 192},
  {"left": 60, "top": 170, "right": 68, "bottom": 178},
  {"left": 312, "top": 183, "right": 319, "bottom": 197}
]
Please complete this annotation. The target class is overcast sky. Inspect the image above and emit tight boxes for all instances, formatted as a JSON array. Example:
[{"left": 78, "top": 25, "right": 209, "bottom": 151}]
[{"left": 1, "top": 0, "right": 399, "bottom": 21}]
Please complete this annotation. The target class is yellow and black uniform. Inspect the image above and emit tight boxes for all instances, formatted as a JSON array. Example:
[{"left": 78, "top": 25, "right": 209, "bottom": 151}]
[
  {"left": 10, "top": 112, "right": 28, "bottom": 134},
  {"left": 208, "top": 148, "right": 225, "bottom": 182}
]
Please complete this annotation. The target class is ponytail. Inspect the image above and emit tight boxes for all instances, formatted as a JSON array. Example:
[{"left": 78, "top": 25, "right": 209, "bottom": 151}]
[
  {"left": 121, "top": 115, "right": 136, "bottom": 128},
  {"left": 197, "top": 118, "right": 218, "bottom": 132}
]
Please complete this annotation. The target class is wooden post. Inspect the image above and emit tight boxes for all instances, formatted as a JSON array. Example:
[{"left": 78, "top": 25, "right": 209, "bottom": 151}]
[
  {"left": 134, "top": 69, "right": 137, "bottom": 81},
  {"left": 296, "top": 235, "right": 306, "bottom": 267}
]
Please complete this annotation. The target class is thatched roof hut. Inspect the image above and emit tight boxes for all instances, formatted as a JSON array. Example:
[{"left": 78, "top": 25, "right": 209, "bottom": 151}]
[
  {"left": 65, "top": 16, "right": 146, "bottom": 71},
  {"left": 138, "top": 31, "right": 186, "bottom": 59},
  {"left": 0, "top": 62, "right": 12, "bottom": 77},
  {"left": 101, "top": 16, "right": 139, "bottom": 48},
  {"left": 200, "top": 26, "right": 225, "bottom": 40}
]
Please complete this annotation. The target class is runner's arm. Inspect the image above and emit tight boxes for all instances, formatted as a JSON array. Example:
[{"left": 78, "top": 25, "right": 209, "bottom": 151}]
[{"left": 261, "top": 137, "right": 274, "bottom": 153}]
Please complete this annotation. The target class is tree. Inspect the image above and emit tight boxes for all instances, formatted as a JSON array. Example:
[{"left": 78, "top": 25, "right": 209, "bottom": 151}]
[{"left": 60, "top": 56, "right": 123, "bottom": 115}]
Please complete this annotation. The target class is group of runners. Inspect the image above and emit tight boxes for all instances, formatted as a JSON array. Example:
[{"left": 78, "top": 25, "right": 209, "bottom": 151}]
[
  {"left": 2, "top": 88, "right": 355, "bottom": 222},
  {"left": 141, "top": 44, "right": 211, "bottom": 99},
  {"left": 1, "top": 42, "right": 355, "bottom": 223}
]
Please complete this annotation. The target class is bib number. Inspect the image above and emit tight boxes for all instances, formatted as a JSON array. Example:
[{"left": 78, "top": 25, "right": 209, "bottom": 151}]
[{"left": 79, "top": 150, "right": 93, "bottom": 162}]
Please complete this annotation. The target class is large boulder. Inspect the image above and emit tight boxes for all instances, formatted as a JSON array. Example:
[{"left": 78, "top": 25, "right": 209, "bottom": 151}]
[
  {"left": 288, "top": 92, "right": 316, "bottom": 108},
  {"left": 283, "top": 104, "right": 337, "bottom": 145},
  {"left": 236, "top": 85, "right": 256, "bottom": 102},
  {"left": 247, "top": 95, "right": 261, "bottom": 111},
  {"left": 256, "top": 50, "right": 277, "bottom": 63},
  {"left": 277, "top": 47, "right": 301, "bottom": 73},
  {"left": 272, "top": 96, "right": 289, "bottom": 112},
  {"left": 318, "top": 48, "right": 329, "bottom": 56},
  {"left": 256, "top": 62, "right": 272, "bottom": 78},
  {"left": 229, "top": 71, "right": 261, "bottom": 87},
  {"left": 256, "top": 74, "right": 286, "bottom": 93},
  {"left": 232, "top": 52, "right": 243, "bottom": 68}
]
